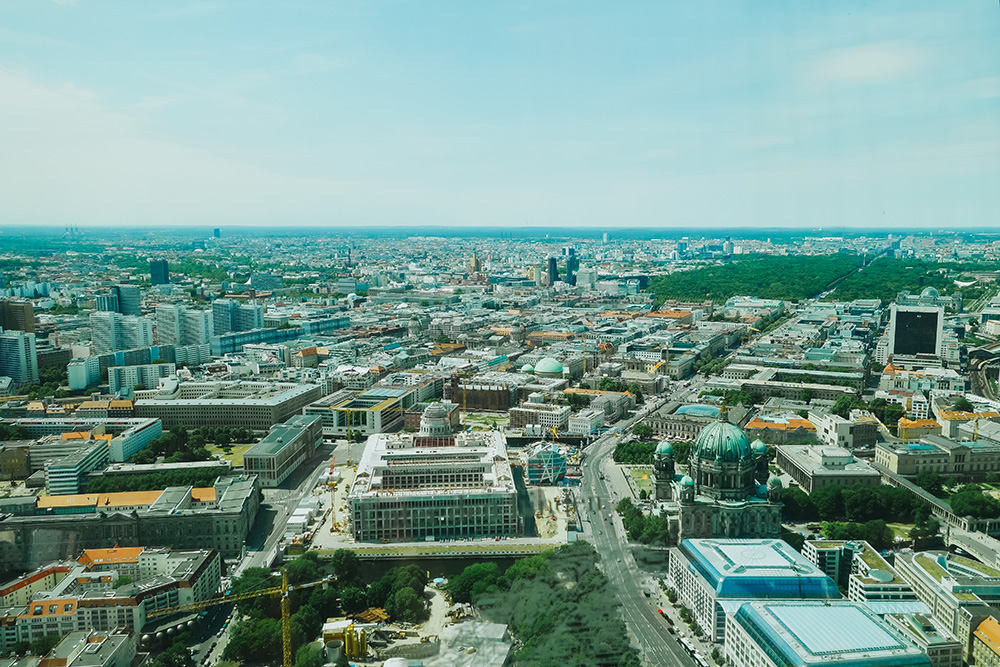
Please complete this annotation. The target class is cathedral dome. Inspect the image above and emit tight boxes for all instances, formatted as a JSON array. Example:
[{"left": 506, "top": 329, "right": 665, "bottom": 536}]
[
  {"left": 681, "top": 475, "right": 694, "bottom": 486},
  {"left": 751, "top": 438, "right": 768, "bottom": 456},
  {"left": 767, "top": 475, "right": 783, "bottom": 490},
  {"left": 693, "top": 418, "right": 753, "bottom": 463},
  {"left": 534, "top": 357, "right": 564, "bottom": 375},
  {"left": 655, "top": 440, "right": 673, "bottom": 456}
]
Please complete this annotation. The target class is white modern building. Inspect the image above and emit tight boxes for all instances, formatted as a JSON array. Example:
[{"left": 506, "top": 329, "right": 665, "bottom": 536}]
[
  {"left": 349, "top": 415, "right": 519, "bottom": 542},
  {"left": 0, "top": 329, "right": 38, "bottom": 386},
  {"left": 108, "top": 363, "right": 176, "bottom": 394},
  {"left": 243, "top": 414, "right": 322, "bottom": 487}
]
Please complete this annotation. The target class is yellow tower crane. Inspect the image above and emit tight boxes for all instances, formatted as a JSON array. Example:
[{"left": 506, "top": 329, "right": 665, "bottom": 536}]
[{"left": 146, "top": 572, "right": 339, "bottom": 667}]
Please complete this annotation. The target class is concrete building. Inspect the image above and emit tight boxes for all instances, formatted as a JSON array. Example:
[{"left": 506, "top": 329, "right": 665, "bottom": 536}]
[
  {"left": 0, "top": 547, "right": 220, "bottom": 653},
  {"left": 884, "top": 613, "right": 964, "bottom": 667},
  {"left": 568, "top": 408, "right": 605, "bottom": 434},
  {"left": 973, "top": 617, "right": 1000, "bottom": 667},
  {"left": 348, "top": 429, "right": 518, "bottom": 542},
  {"left": 726, "top": 601, "right": 931, "bottom": 667},
  {"left": 302, "top": 387, "right": 414, "bottom": 438},
  {"left": 134, "top": 379, "right": 323, "bottom": 430},
  {"left": 108, "top": 363, "right": 175, "bottom": 394},
  {"left": 43, "top": 631, "right": 136, "bottom": 667},
  {"left": 156, "top": 305, "right": 214, "bottom": 346},
  {"left": 212, "top": 299, "right": 264, "bottom": 335},
  {"left": 13, "top": 418, "right": 163, "bottom": 462},
  {"left": 803, "top": 540, "right": 918, "bottom": 604},
  {"left": 243, "top": 414, "right": 322, "bottom": 487},
  {"left": 67, "top": 357, "right": 101, "bottom": 390},
  {"left": 874, "top": 434, "right": 1000, "bottom": 480},
  {"left": 508, "top": 401, "right": 571, "bottom": 430},
  {"left": 46, "top": 440, "right": 111, "bottom": 495},
  {"left": 0, "top": 330, "right": 38, "bottom": 386},
  {"left": 0, "top": 300, "right": 35, "bottom": 333},
  {"left": 775, "top": 444, "right": 881, "bottom": 493},
  {"left": 0, "top": 475, "right": 260, "bottom": 570},
  {"left": 809, "top": 409, "right": 880, "bottom": 450},
  {"left": 89, "top": 313, "right": 153, "bottom": 354},
  {"left": 667, "top": 538, "right": 841, "bottom": 642},
  {"left": 895, "top": 550, "right": 1000, "bottom": 658}
]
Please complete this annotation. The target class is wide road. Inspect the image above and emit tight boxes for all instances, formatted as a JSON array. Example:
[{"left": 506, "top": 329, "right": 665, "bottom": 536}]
[{"left": 579, "top": 382, "right": 707, "bottom": 667}]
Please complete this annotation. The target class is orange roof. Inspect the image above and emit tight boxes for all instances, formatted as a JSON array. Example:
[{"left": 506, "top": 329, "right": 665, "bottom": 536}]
[
  {"left": 191, "top": 488, "right": 217, "bottom": 502},
  {"left": 898, "top": 418, "right": 940, "bottom": 428},
  {"left": 108, "top": 400, "right": 133, "bottom": 408},
  {"left": 746, "top": 417, "right": 816, "bottom": 432},
  {"left": 78, "top": 547, "right": 143, "bottom": 567},
  {"left": 19, "top": 598, "right": 76, "bottom": 619},
  {"left": 645, "top": 310, "right": 692, "bottom": 319},
  {"left": 61, "top": 431, "right": 93, "bottom": 441},
  {"left": 78, "top": 401, "right": 110, "bottom": 409},
  {"left": 939, "top": 410, "right": 1000, "bottom": 422},
  {"left": 975, "top": 617, "right": 1000, "bottom": 657},
  {"left": 37, "top": 490, "right": 163, "bottom": 510}
]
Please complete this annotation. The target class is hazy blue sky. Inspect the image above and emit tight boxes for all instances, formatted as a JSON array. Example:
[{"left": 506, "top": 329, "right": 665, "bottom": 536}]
[{"left": 1, "top": 1, "right": 998, "bottom": 229}]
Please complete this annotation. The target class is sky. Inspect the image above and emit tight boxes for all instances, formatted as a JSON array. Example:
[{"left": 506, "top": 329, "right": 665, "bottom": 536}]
[{"left": 0, "top": 0, "right": 998, "bottom": 230}]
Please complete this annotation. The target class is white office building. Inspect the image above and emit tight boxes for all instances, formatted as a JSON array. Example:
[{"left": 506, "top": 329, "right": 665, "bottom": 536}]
[{"left": 0, "top": 329, "right": 38, "bottom": 386}]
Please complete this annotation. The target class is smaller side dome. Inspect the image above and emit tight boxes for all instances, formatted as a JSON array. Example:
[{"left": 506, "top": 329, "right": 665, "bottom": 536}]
[
  {"left": 520, "top": 363, "right": 534, "bottom": 372},
  {"left": 681, "top": 475, "right": 694, "bottom": 486},
  {"left": 751, "top": 438, "right": 768, "bottom": 455},
  {"left": 767, "top": 475, "right": 783, "bottom": 490},
  {"left": 655, "top": 440, "right": 673, "bottom": 455},
  {"left": 921, "top": 286, "right": 940, "bottom": 298}
]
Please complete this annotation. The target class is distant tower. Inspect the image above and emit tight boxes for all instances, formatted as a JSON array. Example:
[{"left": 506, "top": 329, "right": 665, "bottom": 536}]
[
  {"left": 602, "top": 232, "right": 609, "bottom": 244},
  {"left": 468, "top": 253, "right": 482, "bottom": 274},
  {"left": 213, "top": 228, "right": 221, "bottom": 238},
  {"left": 547, "top": 256, "right": 559, "bottom": 285},
  {"left": 150, "top": 260, "right": 169, "bottom": 286}
]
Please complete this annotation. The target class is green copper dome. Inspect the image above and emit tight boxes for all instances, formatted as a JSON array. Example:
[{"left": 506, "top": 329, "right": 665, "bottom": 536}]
[
  {"left": 694, "top": 418, "right": 753, "bottom": 463},
  {"left": 681, "top": 475, "right": 695, "bottom": 486},
  {"left": 655, "top": 440, "right": 673, "bottom": 455},
  {"left": 751, "top": 438, "right": 768, "bottom": 455},
  {"left": 767, "top": 475, "right": 783, "bottom": 489},
  {"left": 534, "top": 357, "right": 564, "bottom": 374}
]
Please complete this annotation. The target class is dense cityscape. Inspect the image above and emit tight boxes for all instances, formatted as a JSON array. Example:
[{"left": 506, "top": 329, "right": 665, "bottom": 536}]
[{"left": 1, "top": 228, "right": 1000, "bottom": 667}]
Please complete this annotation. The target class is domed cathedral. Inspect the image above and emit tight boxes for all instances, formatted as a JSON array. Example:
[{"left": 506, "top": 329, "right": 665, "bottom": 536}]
[{"left": 653, "top": 407, "right": 782, "bottom": 544}]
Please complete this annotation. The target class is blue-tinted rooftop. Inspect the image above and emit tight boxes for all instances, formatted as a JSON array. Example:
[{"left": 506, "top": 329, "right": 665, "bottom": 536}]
[
  {"left": 734, "top": 601, "right": 931, "bottom": 667},
  {"left": 680, "top": 539, "right": 840, "bottom": 599},
  {"left": 676, "top": 404, "right": 720, "bottom": 418}
]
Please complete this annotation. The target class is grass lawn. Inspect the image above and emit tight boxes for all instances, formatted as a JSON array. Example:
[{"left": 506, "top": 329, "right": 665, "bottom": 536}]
[
  {"left": 461, "top": 411, "right": 510, "bottom": 430},
  {"left": 887, "top": 522, "right": 915, "bottom": 541},
  {"left": 206, "top": 444, "right": 253, "bottom": 466},
  {"left": 630, "top": 468, "right": 654, "bottom": 494}
]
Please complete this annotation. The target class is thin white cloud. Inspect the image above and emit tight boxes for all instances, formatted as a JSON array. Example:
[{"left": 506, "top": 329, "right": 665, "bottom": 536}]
[
  {"left": 0, "top": 27, "right": 73, "bottom": 48},
  {"left": 810, "top": 42, "right": 924, "bottom": 84}
]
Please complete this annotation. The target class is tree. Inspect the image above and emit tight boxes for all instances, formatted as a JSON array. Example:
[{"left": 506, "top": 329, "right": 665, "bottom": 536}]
[
  {"left": 29, "top": 635, "right": 62, "bottom": 657},
  {"left": 810, "top": 486, "right": 844, "bottom": 520},
  {"left": 666, "top": 587, "right": 678, "bottom": 604},
  {"left": 285, "top": 551, "right": 323, "bottom": 585},
  {"left": 387, "top": 587, "right": 425, "bottom": 623},
  {"left": 224, "top": 617, "right": 282, "bottom": 665},
  {"left": 113, "top": 575, "right": 134, "bottom": 588},
  {"left": 632, "top": 423, "right": 654, "bottom": 440},
  {"left": 447, "top": 562, "right": 500, "bottom": 603},
  {"left": 339, "top": 586, "right": 368, "bottom": 614},
  {"left": 950, "top": 484, "right": 1000, "bottom": 518},
  {"left": 435, "top": 334, "right": 450, "bottom": 344},
  {"left": 952, "top": 396, "right": 975, "bottom": 413},
  {"left": 295, "top": 645, "right": 324, "bottom": 667},
  {"left": 151, "top": 643, "right": 195, "bottom": 667},
  {"left": 780, "top": 487, "right": 817, "bottom": 522},
  {"left": 915, "top": 470, "right": 943, "bottom": 497},
  {"left": 330, "top": 549, "right": 361, "bottom": 585}
]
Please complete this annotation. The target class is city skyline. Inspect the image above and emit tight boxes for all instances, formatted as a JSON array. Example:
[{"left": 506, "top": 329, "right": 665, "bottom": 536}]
[{"left": 1, "top": 0, "right": 998, "bottom": 229}]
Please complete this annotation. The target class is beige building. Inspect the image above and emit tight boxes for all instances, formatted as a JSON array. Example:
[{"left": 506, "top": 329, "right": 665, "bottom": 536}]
[{"left": 874, "top": 434, "right": 1000, "bottom": 479}]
